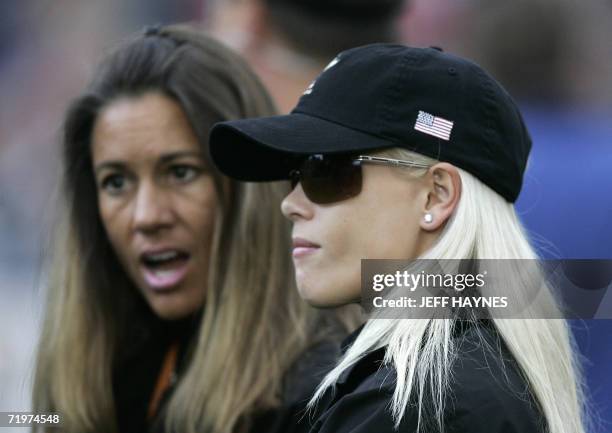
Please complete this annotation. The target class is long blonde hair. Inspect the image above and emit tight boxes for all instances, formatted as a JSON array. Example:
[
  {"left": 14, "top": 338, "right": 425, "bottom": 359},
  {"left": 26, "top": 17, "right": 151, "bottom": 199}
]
[
  {"left": 309, "top": 148, "right": 587, "bottom": 433},
  {"left": 34, "top": 24, "right": 350, "bottom": 433}
]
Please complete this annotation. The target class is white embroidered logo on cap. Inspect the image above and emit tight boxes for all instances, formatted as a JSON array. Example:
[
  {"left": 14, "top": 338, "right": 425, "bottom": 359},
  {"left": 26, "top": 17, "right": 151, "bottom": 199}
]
[
  {"left": 303, "top": 56, "right": 340, "bottom": 95},
  {"left": 414, "top": 111, "right": 454, "bottom": 141}
]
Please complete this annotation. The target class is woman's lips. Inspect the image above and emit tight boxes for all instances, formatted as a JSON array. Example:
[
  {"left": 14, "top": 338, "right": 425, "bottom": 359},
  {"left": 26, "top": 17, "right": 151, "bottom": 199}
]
[
  {"left": 139, "top": 249, "right": 191, "bottom": 292},
  {"left": 141, "top": 262, "right": 189, "bottom": 291},
  {"left": 292, "top": 237, "right": 320, "bottom": 258}
]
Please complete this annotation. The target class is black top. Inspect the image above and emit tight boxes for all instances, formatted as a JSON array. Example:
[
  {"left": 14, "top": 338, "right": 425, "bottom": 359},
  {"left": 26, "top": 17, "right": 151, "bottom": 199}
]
[
  {"left": 307, "top": 322, "right": 546, "bottom": 433},
  {"left": 249, "top": 338, "right": 343, "bottom": 433},
  {"left": 113, "top": 313, "right": 199, "bottom": 433}
]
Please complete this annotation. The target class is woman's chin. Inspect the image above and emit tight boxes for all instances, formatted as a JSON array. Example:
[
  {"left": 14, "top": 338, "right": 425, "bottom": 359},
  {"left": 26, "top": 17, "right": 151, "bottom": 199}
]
[
  {"left": 152, "top": 307, "right": 190, "bottom": 321},
  {"left": 297, "top": 283, "right": 355, "bottom": 309},
  {"left": 145, "top": 292, "right": 203, "bottom": 321}
]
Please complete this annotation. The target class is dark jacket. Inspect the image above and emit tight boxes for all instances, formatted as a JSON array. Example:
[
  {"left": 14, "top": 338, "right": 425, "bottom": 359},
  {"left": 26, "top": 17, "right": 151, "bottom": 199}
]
[
  {"left": 307, "top": 321, "right": 546, "bottom": 433},
  {"left": 113, "top": 313, "right": 197, "bottom": 433},
  {"left": 249, "top": 338, "right": 343, "bottom": 433}
]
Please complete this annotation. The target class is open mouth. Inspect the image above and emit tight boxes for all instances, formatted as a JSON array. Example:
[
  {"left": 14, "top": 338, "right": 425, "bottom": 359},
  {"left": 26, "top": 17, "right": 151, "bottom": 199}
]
[{"left": 140, "top": 250, "right": 191, "bottom": 291}]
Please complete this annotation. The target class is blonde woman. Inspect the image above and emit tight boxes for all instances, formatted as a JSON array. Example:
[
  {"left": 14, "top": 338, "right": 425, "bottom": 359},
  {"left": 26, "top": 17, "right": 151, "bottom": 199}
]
[
  {"left": 209, "top": 44, "right": 588, "bottom": 433},
  {"left": 34, "top": 24, "right": 353, "bottom": 433}
]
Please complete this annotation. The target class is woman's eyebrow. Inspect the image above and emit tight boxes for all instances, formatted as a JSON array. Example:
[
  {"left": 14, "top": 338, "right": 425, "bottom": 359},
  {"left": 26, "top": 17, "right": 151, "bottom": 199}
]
[
  {"left": 94, "top": 151, "right": 204, "bottom": 175},
  {"left": 94, "top": 161, "right": 125, "bottom": 175},
  {"left": 159, "top": 151, "right": 203, "bottom": 163}
]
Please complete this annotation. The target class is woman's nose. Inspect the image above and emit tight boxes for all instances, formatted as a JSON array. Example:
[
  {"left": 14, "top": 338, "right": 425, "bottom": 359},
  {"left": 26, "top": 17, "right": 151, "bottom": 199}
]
[
  {"left": 281, "top": 182, "right": 314, "bottom": 222},
  {"left": 132, "top": 181, "right": 174, "bottom": 233}
]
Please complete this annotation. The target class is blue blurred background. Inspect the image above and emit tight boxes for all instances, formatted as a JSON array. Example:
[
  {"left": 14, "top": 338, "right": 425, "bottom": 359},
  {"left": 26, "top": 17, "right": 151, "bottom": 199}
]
[{"left": 1, "top": 0, "right": 610, "bottom": 431}]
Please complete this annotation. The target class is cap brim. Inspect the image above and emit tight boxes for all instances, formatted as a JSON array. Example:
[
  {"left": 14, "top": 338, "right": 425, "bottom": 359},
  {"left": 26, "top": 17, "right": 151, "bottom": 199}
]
[{"left": 209, "top": 112, "right": 393, "bottom": 181}]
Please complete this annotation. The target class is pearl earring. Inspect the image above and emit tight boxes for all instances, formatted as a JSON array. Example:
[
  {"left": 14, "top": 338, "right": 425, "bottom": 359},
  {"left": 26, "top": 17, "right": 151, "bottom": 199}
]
[{"left": 424, "top": 213, "right": 433, "bottom": 223}]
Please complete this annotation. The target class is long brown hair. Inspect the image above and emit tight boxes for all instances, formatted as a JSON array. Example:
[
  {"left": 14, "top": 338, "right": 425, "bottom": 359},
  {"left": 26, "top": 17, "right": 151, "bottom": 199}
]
[{"left": 33, "top": 24, "right": 349, "bottom": 433}]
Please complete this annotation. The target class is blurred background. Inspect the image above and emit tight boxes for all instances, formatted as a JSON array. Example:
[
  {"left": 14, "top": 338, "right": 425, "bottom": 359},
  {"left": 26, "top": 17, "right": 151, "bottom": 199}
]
[{"left": 1, "top": 0, "right": 611, "bottom": 431}]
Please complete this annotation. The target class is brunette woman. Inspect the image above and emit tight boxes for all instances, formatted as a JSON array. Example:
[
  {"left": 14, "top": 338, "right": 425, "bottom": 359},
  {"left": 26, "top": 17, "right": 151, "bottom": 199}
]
[{"left": 34, "top": 24, "right": 352, "bottom": 433}]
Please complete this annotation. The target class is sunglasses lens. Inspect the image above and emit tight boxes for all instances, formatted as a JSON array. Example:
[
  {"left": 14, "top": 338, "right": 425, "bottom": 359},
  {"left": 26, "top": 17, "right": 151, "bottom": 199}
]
[{"left": 299, "top": 154, "right": 362, "bottom": 204}]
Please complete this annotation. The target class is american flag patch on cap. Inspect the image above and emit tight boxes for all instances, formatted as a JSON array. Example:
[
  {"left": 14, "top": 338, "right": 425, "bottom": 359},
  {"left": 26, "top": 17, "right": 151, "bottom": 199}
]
[{"left": 414, "top": 111, "right": 454, "bottom": 141}]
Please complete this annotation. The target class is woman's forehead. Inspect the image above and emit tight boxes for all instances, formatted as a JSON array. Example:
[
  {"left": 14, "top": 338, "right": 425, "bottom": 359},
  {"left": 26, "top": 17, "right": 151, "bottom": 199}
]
[{"left": 91, "top": 92, "right": 203, "bottom": 165}]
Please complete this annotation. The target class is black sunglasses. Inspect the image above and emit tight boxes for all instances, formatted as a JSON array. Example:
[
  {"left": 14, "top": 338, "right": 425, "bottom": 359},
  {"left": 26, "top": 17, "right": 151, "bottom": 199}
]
[{"left": 288, "top": 154, "right": 431, "bottom": 204}]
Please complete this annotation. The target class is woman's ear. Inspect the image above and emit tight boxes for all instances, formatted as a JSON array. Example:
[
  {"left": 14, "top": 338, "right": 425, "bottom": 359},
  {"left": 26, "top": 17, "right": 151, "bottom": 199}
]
[{"left": 420, "top": 162, "right": 461, "bottom": 231}]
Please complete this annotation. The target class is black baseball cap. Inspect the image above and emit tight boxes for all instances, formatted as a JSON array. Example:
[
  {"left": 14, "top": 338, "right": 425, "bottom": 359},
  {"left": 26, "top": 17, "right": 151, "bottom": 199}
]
[{"left": 209, "top": 44, "right": 532, "bottom": 202}]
